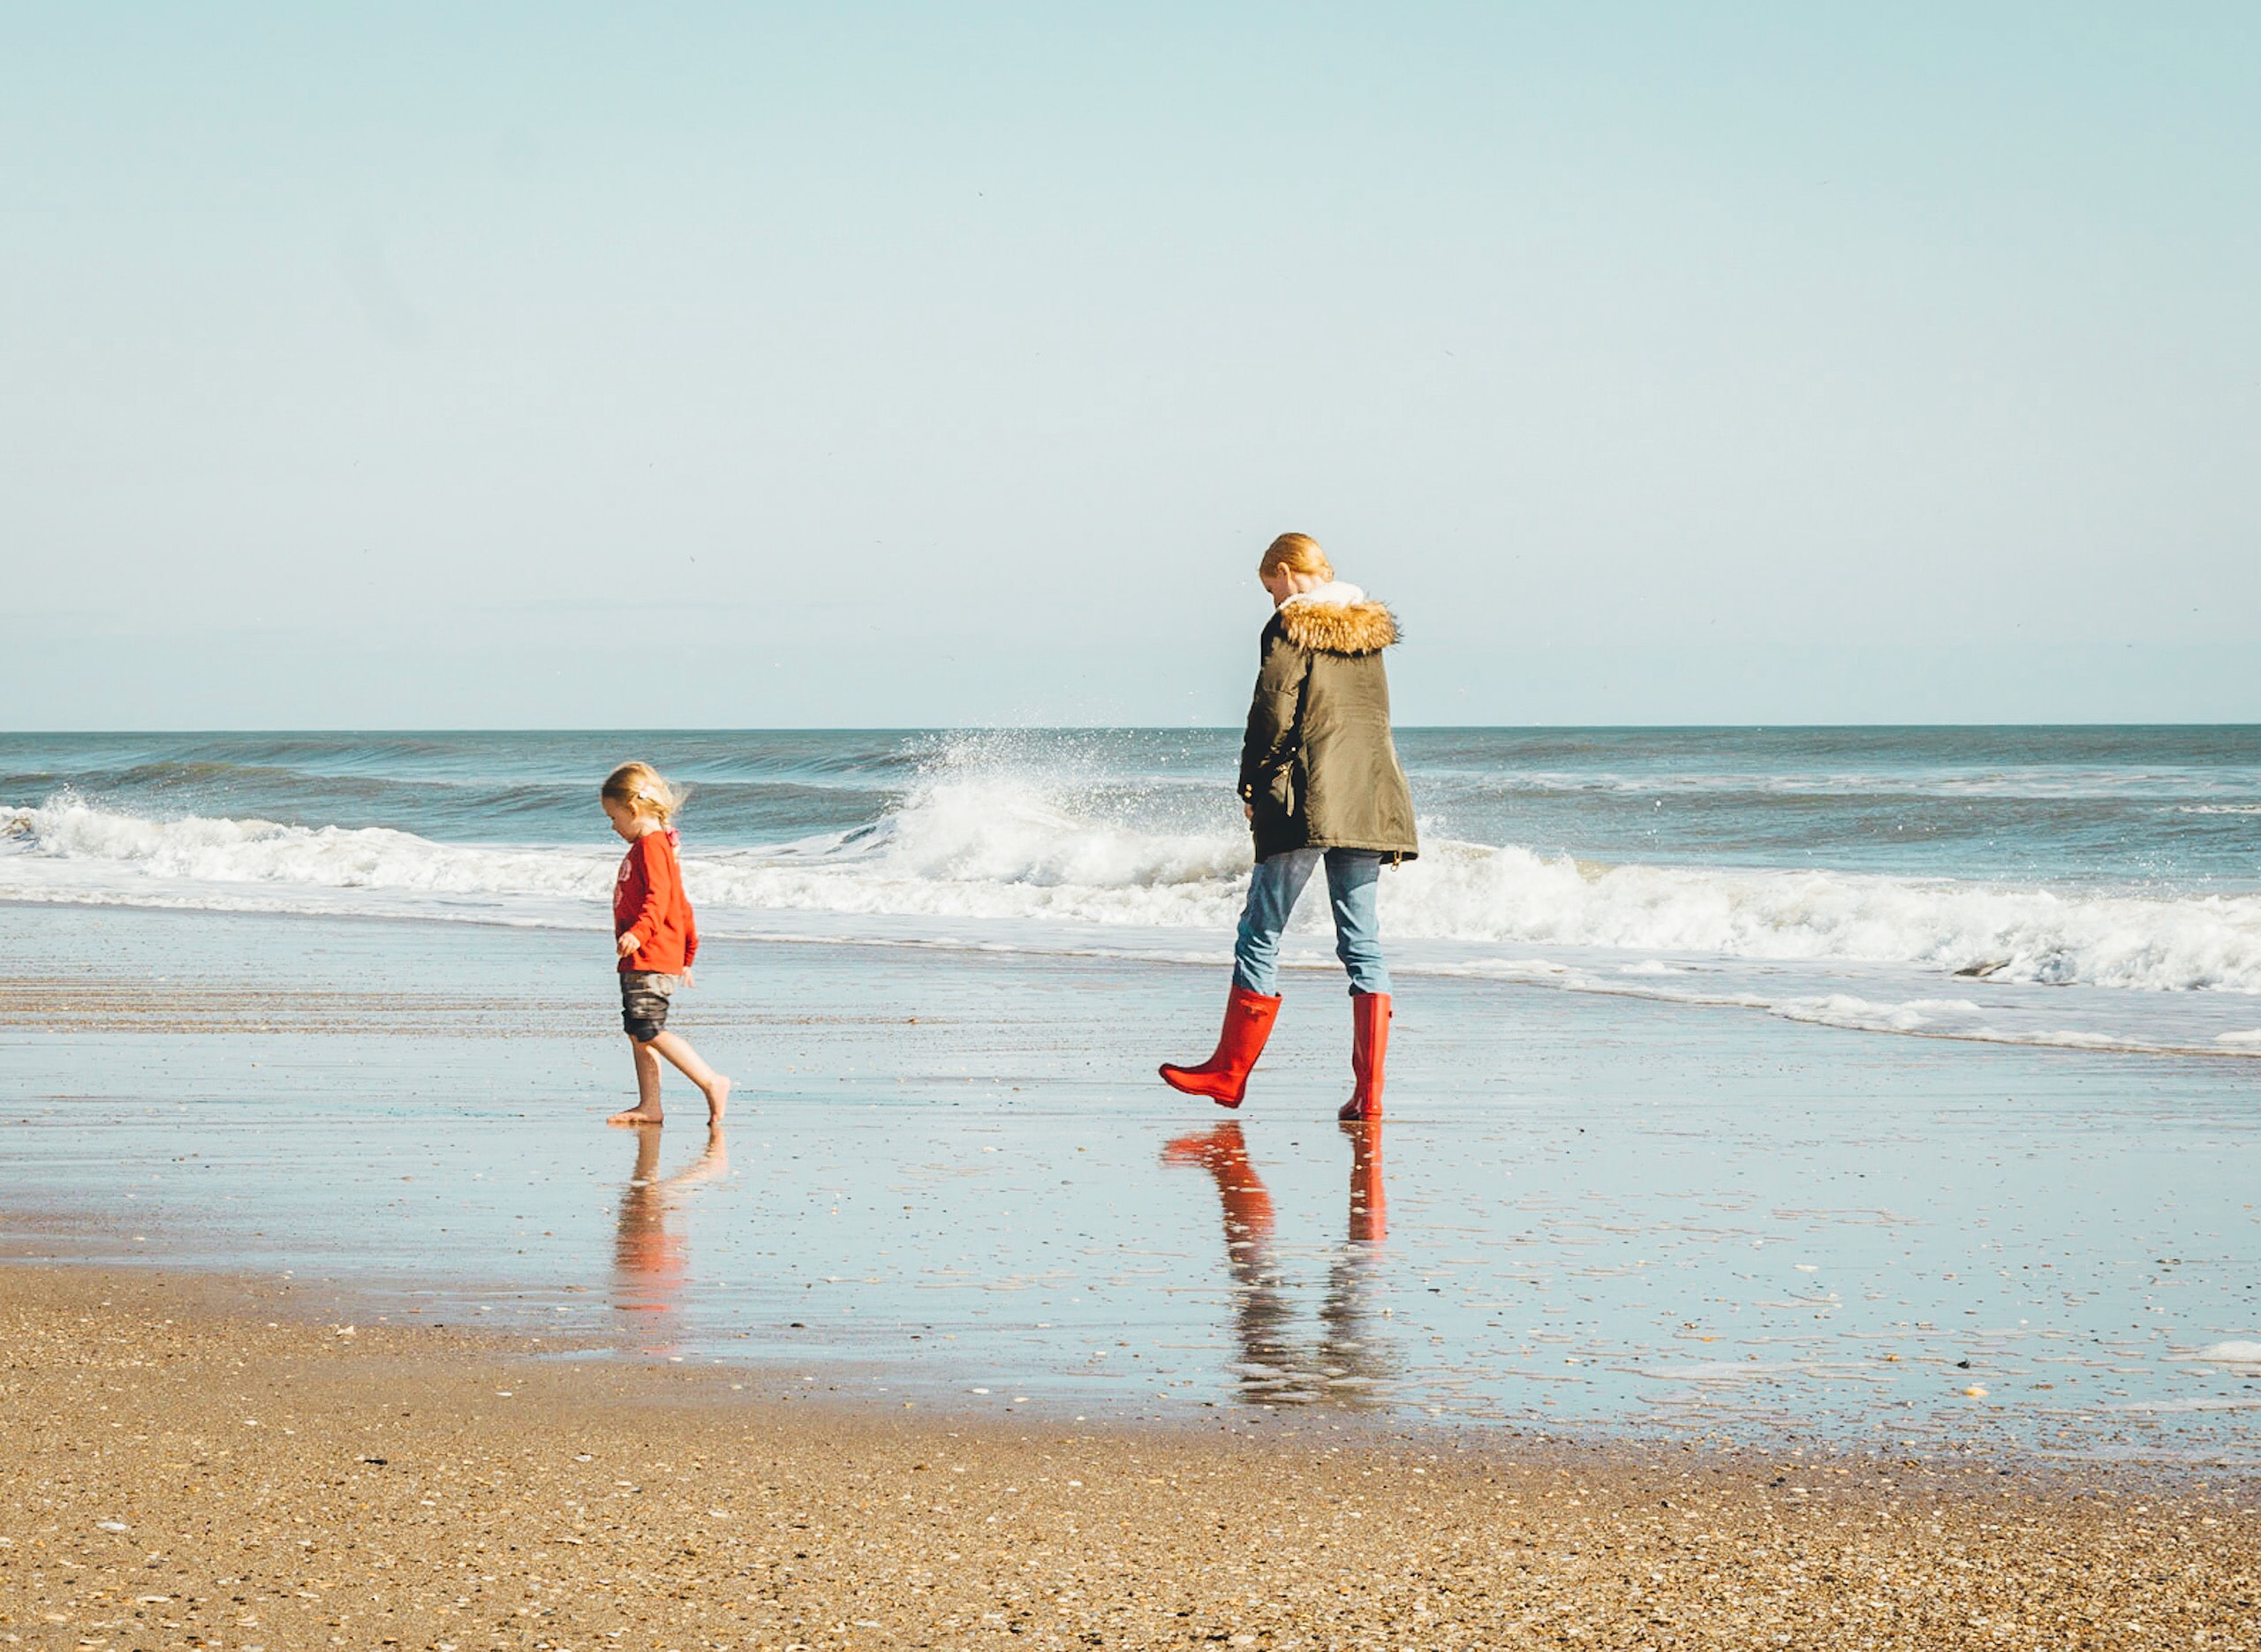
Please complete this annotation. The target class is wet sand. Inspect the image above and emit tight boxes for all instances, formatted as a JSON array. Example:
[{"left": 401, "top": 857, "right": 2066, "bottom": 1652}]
[
  {"left": 4, "top": 1264, "right": 2255, "bottom": 1650},
  {"left": 5, "top": 901, "right": 2261, "bottom": 1644},
  {"left": 8, "top": 903, "right": 2261, "bottom": 1462}
]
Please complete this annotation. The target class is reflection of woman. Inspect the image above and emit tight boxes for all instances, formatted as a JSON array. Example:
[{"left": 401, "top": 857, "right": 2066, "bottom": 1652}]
[
  {"left": 1318, "top": 1120, "right": 1390, "bottom": 1394},
  {"left": 1161, "top": 533, "right": 1417, "bottom": 1121},
  {"left": 1163, "top": 1120, "right": 1395, "bottom": 1406},
  {"left": 612, "top": 1127, "right": 730, "bottom": 1324},
  {"left": 1343, "top": 1115, "right": 1385, "bottom": 1244}
]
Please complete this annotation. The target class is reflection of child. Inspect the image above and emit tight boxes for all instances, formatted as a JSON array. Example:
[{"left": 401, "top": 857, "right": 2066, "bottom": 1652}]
[
  {"left": 601, "top": 763, "right": 730, "bottom": 1127},
  {"left": 614, "top": 1124, "right": 730, "bottom": 1323}
]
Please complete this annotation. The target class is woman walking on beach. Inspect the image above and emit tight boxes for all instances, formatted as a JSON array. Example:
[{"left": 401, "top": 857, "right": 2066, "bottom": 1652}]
[
  {"left": 1161, "top": 533, "right": 1418, "bottom": 1120},
  {"left": 602, "top": 762, "right": 730, "bottom": 1128}
]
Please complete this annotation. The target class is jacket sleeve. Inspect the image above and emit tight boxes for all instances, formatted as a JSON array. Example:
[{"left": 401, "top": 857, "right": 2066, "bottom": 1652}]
[
  {"left": 1237, "top": 624, "right": 1308, "bottom": 801},
  {"left": 681, "top": 877, "right": 699, "bottom": 969},
  {"left": 619, "top": 836, "right": 670, "bottom": 953}
]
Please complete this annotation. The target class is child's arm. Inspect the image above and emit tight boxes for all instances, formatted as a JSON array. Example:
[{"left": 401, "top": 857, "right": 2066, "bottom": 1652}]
[{"left": 616, "top": 837, "right": 670, "bottom": 961}]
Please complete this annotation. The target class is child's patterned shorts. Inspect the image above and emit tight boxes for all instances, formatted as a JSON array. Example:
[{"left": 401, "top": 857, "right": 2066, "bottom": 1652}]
[{"left": 619, "top": 971, "right": 678, "bottom": 1042}]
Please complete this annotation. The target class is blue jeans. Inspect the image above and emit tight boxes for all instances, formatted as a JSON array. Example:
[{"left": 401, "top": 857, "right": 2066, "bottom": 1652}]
[{"left": 1231, "top": 848, "right": 1392, "bottom": 998}]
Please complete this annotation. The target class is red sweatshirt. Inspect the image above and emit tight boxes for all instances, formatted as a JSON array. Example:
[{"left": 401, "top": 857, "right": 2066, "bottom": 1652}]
[{"left": 613, "top": 828, "right": 699, "bottom": 975}]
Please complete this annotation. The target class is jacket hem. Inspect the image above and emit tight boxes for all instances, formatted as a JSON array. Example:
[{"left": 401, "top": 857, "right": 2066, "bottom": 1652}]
[{"left": 1256, "top": 837, "right": 1418, "bottom": 863}]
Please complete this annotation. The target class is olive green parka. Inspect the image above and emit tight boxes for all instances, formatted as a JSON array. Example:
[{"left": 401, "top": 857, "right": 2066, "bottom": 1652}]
[{"left": 1236, "top": 584, "right": 1418, "bottom": 864}]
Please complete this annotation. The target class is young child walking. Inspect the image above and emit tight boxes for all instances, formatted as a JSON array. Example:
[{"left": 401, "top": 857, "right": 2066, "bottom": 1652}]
[{"left": 601, "top": 762, "right": 730, "bottom": 1127}]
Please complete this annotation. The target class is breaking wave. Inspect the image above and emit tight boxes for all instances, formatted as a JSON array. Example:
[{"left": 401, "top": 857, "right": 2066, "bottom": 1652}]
[{"left": 8, "top": 751, "right": 2261, "bottom": 996}]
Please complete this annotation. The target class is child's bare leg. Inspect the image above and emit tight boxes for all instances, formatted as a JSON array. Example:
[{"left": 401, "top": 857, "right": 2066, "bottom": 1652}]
[
  {"left": 647, "top": 1030, "right": 730, "bottom": 1124},
  {"left": 607, "top": 1038, "right": 667, "bottom": 1126}
]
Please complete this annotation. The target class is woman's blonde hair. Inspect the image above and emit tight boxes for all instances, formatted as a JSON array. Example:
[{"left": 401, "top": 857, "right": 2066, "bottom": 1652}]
[
  {"left": 601, "top": 761, "right": 679, "bottom": 824},
  {"left": 1259, "top": 532, "right": 1334, "bottom": 581}
]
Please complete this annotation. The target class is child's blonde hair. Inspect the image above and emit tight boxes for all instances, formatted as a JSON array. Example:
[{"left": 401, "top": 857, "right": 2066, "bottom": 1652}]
[
  {"left": 1259, "top": 532, "right": 1334, "bottom": 582},
  {"left": 602, "top": 761, "right": 679, "bottom": 824}
]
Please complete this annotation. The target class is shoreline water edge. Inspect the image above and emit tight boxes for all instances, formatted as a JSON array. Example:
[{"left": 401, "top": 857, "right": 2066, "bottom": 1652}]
[{"left": 4, "top": 899, "right": 2257, "bottom": 1467}]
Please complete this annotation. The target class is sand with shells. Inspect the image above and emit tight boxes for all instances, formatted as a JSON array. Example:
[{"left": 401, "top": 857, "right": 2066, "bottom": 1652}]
[{"left": 3, "top": 1264, "right": 2255, "bottom": 1650}]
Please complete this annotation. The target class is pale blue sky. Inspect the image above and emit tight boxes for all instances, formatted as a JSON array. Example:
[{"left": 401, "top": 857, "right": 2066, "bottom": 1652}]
[{"left": 4, "top": 4, "right": 2255, "bottom": 728}]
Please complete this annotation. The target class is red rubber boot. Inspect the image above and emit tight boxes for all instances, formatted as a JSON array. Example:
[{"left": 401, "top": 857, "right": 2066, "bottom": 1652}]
[
  {"left": 1337, "top": 991, "right": 1391, "bottom": 1121},
  {"left": 1159, "top": 983, "right": 1282, "bottom": 1109}
]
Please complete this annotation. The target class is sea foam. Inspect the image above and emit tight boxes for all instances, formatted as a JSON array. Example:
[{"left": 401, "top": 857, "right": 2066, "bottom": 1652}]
[{"left": 9, "top": 756, "right": 2261, "bottom": 1000}]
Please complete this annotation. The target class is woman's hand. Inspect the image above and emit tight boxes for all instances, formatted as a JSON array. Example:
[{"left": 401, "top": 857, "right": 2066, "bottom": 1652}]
[
  {"left": 1244, "top": 802, "right": 1254, "bottom": 820},
  {"left": 616, "top": 932, "right": 641, "bottom": 960}
]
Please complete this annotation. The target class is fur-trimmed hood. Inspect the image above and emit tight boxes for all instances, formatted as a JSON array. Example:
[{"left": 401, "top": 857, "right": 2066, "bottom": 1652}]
[{"left": 1276, "top": 581, "right": 1399, "bottom": 656}]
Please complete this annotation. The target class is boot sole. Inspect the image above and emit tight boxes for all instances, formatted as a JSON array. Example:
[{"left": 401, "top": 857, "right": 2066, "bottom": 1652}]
[{"left": 1158, "top": 1066, "right": 1246, "bottom": 1108}]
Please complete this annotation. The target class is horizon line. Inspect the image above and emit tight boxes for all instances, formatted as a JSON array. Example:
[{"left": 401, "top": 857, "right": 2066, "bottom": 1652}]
[{"left": 7, "top": 721, "right": 2259, "bottom": 738}]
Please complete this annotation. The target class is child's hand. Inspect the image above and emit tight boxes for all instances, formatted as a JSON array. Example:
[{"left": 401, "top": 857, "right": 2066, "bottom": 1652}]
[
  {"left": 616, "top": 932, "right": 641, "bottom": 960},
  {"left": 682, "top": 969, "right": 695, "bottom": 990}
]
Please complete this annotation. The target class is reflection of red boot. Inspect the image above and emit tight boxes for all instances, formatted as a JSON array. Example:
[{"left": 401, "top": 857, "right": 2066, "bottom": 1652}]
[
  {"left": 1163, "top": 1123, "right": 1276, "bottom": 1248},
  {"left": 1160, "top": 984, "right": 1282, "bottom": 1109},
  {"left": 1342, "top": 1117, "right": 1385, "bottom": 1241},
  {"left": 1337, "top": 992, "right": 1391, "bottom": 1121}
]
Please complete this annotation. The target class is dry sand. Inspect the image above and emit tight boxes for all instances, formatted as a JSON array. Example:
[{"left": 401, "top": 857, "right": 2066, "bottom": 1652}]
[{"left": 2, "top": 1264, "right": 2253, "bottom": 1650}]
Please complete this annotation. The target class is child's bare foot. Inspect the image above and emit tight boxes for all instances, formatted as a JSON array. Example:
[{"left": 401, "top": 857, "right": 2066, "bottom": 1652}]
[
  {"left": 701, "top": 1075, "right": 731, "bottom": 1126},
  {"left": 607, "top": 1106, "right": 664, "bottom": 1128}
]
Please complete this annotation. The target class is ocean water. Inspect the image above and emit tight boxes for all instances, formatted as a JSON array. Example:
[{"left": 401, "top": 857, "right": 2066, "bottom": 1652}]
[{"left": 5, "top": 727, "right": 2261, "bottom": 1056}]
